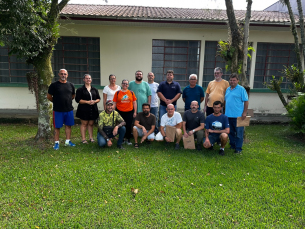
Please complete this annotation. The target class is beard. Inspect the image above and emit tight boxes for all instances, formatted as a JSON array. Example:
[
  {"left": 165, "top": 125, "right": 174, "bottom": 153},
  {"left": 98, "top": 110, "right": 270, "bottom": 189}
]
[
  {"left": 136, "top": 76, "right": 143, "bottom": 82},
  {"left": 143, "top": 111, "right": 149, "bottom": 116}
]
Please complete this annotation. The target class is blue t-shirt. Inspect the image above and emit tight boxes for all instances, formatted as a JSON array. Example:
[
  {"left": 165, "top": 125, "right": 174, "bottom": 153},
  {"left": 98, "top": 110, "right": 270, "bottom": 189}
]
[
  {"left": 225, "top": 84, "right": 248, "bottom": 118},
  {"left": 205, "top": 114, "right": 229, "bottom": 137},
  {"left": 157, "top": 81, "right": 182, "bottom": 106},
  {"left": 182, "top": 85, "right": 205, "bottom": 110}
]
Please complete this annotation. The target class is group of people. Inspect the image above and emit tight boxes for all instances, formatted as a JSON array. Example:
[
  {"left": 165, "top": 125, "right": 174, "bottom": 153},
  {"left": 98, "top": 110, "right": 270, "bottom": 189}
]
[{"left": 47, "top": 67, "right": 248, "bottom": 155}]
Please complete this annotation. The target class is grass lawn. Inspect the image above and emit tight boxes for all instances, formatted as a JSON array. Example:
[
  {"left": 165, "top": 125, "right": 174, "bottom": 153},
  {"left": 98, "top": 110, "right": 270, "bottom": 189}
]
[{"left": 0, "top": 124, "right": 304, "bottom": 228}]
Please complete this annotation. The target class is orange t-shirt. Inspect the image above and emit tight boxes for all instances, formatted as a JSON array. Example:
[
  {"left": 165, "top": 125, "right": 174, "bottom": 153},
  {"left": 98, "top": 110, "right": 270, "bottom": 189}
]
[{"left": 113, "top": 90, "right": 137, "bottom": 112}]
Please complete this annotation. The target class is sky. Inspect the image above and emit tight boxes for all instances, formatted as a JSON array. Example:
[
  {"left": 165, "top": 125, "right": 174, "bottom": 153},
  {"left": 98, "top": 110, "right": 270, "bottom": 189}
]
[{"left": 68, "top": 0, "right": 279, "bottom": 11}]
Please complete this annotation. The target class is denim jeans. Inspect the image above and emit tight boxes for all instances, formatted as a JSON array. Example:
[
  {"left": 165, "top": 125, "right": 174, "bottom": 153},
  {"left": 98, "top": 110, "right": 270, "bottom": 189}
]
[
  {"left": 159, "top": 104, "right": 177, "bottom": 122},
  {"left": 97, "top": 126, "right": 126, "bottom": 147},
  {"left": 228, "top": 118, "right": 244, "bottom": 151},
  {"left": 150, "top": 107, "right": 159, "bottom": 134}
]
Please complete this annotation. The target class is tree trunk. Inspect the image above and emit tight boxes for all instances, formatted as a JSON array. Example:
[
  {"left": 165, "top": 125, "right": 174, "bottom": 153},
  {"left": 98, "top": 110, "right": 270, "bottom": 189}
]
[
  {"left": 297, "top": 0, "right": 305, "bottom": 69},
  {"left": 241, "top": 0, "right": 252, "bottom": 87},
  {"left": 33, "top": 51, "right": 54, "bottom": 140},
  {"left": 272, "top": 80, "right": 288, "bottom": 110},
  {"left": 284, "top": 0, "right": 304, "bottom": 85}
]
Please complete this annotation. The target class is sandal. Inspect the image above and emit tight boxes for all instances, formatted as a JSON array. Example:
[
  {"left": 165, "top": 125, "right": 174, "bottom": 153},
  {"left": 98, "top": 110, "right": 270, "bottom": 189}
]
[
  {"left": 82, "top": 140, "right": 88, "bottom": 144},
  {"left": 134, "top": 143, "right": 139, "bottom": 148},
  {"left": 89, "top": 138, "right": 95, "bottom": 143}
]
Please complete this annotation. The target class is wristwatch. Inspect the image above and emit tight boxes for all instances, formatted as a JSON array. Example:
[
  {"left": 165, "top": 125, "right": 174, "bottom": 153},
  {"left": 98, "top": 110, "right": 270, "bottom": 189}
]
[{"left": 106, "top": 138, "right": 109, "bottom": 142}]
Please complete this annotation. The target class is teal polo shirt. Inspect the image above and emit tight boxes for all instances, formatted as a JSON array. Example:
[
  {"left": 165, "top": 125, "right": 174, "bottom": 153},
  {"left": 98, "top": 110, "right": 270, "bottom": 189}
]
[{"left": 225, "top": 84, "right": 248, "bottom": 118}]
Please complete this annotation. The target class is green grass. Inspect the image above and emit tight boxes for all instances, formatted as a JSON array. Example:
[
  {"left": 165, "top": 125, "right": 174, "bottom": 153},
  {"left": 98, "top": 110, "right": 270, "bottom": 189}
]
[{"left": 0, "top": 124, "right": 304, "bottom": 228}]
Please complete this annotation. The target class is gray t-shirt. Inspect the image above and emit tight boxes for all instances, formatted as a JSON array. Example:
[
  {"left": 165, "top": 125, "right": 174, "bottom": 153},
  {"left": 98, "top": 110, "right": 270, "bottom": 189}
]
[{"left": 183, "top": 110, "right": 205, "bottom": 131}]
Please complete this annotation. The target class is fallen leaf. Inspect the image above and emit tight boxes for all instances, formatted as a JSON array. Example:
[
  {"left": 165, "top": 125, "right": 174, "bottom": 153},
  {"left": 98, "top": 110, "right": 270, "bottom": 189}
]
[
  {"left": 207, "top": 173, "right": 210, "bottom": 176},
  {"left": 104, "top": 200, "right": 107, "bottom": 204},
  {"left": 191, "top": 183, "right": 194, "bottom": 186},
  {"left": 219, "top": 184, "right": 223, "bottom": 186}
]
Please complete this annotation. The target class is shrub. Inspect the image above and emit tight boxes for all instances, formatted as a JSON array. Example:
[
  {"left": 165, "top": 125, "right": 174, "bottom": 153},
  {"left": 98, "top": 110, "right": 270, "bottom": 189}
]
[{"left": 287, "top": 93, "right": 305, "bottom": 133}]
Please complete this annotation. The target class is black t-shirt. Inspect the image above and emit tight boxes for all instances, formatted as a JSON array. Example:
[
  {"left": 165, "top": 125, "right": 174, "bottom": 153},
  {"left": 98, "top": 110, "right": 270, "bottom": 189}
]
[
  {"left": 48, "top": 81, "right": 75, "bottom": 112},
  {"left": 135, "top": 112, "right": 156, "bottom": 131},
  {"left": 183, "top": 110, "right": 205, "bottom": 131}
]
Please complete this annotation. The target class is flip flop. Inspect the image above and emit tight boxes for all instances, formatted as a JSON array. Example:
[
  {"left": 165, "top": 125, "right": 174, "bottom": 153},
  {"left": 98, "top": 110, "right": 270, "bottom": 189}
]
[
  {"left": 82, "top": 140, "right": 88, "bottom": 144},
  {"left": 89, "top": 138, "right": 95, "bottom": 143},
  {"left": 134, "top": 143, "right": 139, "bottom": 148}
]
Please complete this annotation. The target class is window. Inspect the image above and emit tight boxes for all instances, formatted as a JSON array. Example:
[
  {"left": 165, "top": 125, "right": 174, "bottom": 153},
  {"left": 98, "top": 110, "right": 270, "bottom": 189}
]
[
  {"left": 152, "top": 40, "right": 201, "bottom": 87},
  {"left": 254, "top": 42, "right": 297, "bottom": 89},
  {"left": 0, "top": 46, "right": 33, "bottom": 84},
  {"left": 203, "top": 41, "right": 251, "bottom": 88},
  {"left": 0, "top": 36, "right": 101, "bottom": 85},
  {"left": 53, "top": 37, "right": 100, "bottom": 85}
]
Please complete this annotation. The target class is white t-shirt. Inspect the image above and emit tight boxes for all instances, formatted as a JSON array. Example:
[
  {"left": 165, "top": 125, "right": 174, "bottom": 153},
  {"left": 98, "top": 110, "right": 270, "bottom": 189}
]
[
  {"left": 148, "top": 82, "right": 159, "bottom": 107},
  {"left": 103, "top": 85, "right": 121, "bottom": 101},
  {"left": 160, "top": 111, "right": 182, "bottom": 131}
]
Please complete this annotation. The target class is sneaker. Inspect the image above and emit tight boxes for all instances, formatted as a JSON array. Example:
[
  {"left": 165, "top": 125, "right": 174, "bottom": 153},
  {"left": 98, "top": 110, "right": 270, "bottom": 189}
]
[
  {"left": 196, "top": 144, "right": 202, "bottom": 151},
  {"left": 175, "top": 143, "right": 180, "bottom": 150},
  {"left": 65, "top": 141, "right": 76, "bottom": 147},
  {"left": 126, "top": 139, "right": 132, "bottom": 145},
  {"left": 208, "top": 145, "right": 214, "bottom": 150},
  {"left": 53, "top": 143, "right": 59, "bottom": 150},
  {"left": 234, "top": 150, "right": 241, "bottom": 154},
  {"left": 117, "top": 145, "right": 125, "bottom": 149},
  {"left": 219, "top": 149, "right": 225, "bottom": 156}
]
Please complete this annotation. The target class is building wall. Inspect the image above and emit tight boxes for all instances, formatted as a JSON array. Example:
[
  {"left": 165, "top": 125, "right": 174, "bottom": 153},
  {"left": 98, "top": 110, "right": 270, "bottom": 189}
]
[{"left": 0, "top": 22, "right": 294, "bottom": 114}]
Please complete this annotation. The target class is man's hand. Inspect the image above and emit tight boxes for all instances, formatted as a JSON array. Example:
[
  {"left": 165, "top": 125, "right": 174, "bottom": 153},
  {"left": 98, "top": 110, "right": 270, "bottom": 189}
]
[
  {"left": 183, "top": 132, "right": 188, "bottom": 138},
  {"left": 203, "top": 106, "right": 207, "bottom": 113},
  {"left": 140, "top": 136, "right": 147, "bottom": 143},
  {"left": 142, "top": 127, "right": 147, "bottom": 136},
  {"left": 241, "top": 112, "right": 247, "bottom": 120},
  {"left": 203, "top": 138, "right": 211, "bottom": 148},
  {"left": 208, "top": 129, "right": 214, "bottom": 133},
  {"left": 187, "top": 130, "right": 193, "bottom": 136},
  {"left": 107, "top": 139, "right": 112, "bottom": 147},
  {"left": 133, "top": 112, "right": 137, "bottom": 118},
  {"left": 164, "top": 136, "right": 172, "bottom": 142},
  {"left": 165, "top": 99, "right": 172, "bottom": 105},
  {"left": 113, "top": 126, "right": 118, "bottom": 136}
]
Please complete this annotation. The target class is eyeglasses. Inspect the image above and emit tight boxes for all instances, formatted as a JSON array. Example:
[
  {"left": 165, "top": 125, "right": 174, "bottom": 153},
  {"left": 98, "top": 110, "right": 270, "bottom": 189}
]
[
  {"left": 110, "top": 78, "right": 116, "bottom": 80},
  {"left": 189, "top": 78, "right": 197, "bottom": 80},
  {"left": 122, "top": 83, "right": 128, "bottom": 85}
]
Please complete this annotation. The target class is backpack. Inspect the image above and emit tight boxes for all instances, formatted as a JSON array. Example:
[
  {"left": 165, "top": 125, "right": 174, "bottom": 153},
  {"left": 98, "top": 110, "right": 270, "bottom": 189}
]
[{"left": 116, "top": 90, "right": 134, "bottom": 100}]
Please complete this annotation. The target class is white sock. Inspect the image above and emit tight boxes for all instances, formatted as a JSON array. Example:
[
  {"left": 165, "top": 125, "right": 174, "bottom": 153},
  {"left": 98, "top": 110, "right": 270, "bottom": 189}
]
[
  {"left": 65, "top": 139, "right": 70, "bottom": 144},
  {"left": 220, "top": 147, "right": 224, "bottom": 150},
  {"left": 55, "top": 141, "right": 59, "bottom": 144}
]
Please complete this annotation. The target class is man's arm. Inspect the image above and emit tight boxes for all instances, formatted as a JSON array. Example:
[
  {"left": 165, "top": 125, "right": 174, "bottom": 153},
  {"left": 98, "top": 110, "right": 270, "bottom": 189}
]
[
  {"left": 47, "top": 93, "right": 53, "bottom": 102},
  {"left": 157, "top": 92, "right": 167, "bottom": 103},
  {"left": 147, "top": 95, "right": 151, "bottom": 105},
  {"left": 175, "top": 121, "right": 182, "bottom": 129},
  {"left": 171, "top": 93, "right": 181, "bottom": 103},
  {"left": 241, "top": 101, "right": 249, "bottom": 120},
  {"left": 208, "top": 127, "right": 230, "bottom": 134},
  {"left": 200, "top": 96, "right": 205, "bottom": 103},
  {"left": 203, "top": 93, "right": 209, "bottom": 112},
  {"left": 72, "top": 94, "right": 75, "bottom": 100}
]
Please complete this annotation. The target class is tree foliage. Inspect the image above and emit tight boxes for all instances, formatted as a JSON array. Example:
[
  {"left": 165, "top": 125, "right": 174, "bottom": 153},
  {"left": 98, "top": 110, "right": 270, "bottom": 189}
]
[{"left": 0, "top": 0, "right": 69, "bottom": 140}]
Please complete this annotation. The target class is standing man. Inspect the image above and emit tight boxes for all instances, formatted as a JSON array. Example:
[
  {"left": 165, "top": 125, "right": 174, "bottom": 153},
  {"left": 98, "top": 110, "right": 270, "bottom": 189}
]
[
  {"left": 128, "top": 70, "right": 151, "bottom": 113},
  {"left": 133, "top": 103, "right": 156, "bottom": 148},
  {"left": 203, "top": 101, "right": 230, "bottom": 156},
  {"left": 182, "top": 101, "right": 205, "bottom": 150},
  {"left": 182, "top": 74, "right": 205, "bottom": 111},
  {"left": 147, "top": 72, "right": 159, "bottom": 134},
  {"left": 47, "top": 69, "right": 76, "bottom": 150},
  {"left": 225, "top": 73, "right": 249, "bottom": 154},
  {"left": 155, "top": 104, "right": 183, "bottom": 150},
  {"left": 97, "top": 100, "right": 126, "bottom": 149},
  {"left": 157, "top": 70, "right": 182, "bottom": 122},
  {"left": 204, "top": 67, "right": 229, "bottom": 117}
]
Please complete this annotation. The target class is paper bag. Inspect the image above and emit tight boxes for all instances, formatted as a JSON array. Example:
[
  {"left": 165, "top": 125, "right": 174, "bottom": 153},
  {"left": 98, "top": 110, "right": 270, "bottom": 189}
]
[
  {"left": 183, "top": 134, "right": 195, "bottom": 149},
  {"left": 237, "top": 116, "right": 251, "bottom": 127},
  {"left": 165, "top": 125, "right": 176, "bottom": 142}
]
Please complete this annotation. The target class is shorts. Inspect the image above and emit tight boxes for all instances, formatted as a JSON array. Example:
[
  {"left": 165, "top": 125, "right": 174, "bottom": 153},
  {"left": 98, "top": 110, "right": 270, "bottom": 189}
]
[
  {"left": 133, "top": 126, "right": 155, "bottom": 140},
  {"left": 53, "top": 111, "right": 74, "bottom": 128},
  {"left": 205, "top": 134, "right": 221, "bottom": 145}
]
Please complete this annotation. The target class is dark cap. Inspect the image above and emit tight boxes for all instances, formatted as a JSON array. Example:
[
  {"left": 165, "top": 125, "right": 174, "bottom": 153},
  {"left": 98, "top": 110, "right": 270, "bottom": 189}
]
[{"left": 106, "top": 100, "right": 113, "bottom": 105}]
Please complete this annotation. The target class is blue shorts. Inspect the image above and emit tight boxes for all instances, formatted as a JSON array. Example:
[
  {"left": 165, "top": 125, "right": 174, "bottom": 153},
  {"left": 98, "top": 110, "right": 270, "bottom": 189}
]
[{"left": 53, "top": 111, "right": 74, "bottom": 128}]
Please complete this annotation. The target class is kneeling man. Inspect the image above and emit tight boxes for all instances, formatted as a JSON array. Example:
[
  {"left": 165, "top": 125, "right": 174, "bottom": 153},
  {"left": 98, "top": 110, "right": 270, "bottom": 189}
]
[
  {"left": 203, "top": 101, "right": 230, "bottom": 155},
  {"left": 97, "top": 100, "right": 126, "bottom": 149},
  {"left": 133, "top": 103, "right": 156, "bottom": 148},
  {"left": 155, "top": 104, "right": 183, "bottom": 150},
  {"left": 182, "top": 101, "right": 205, "bottom": 150}
]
